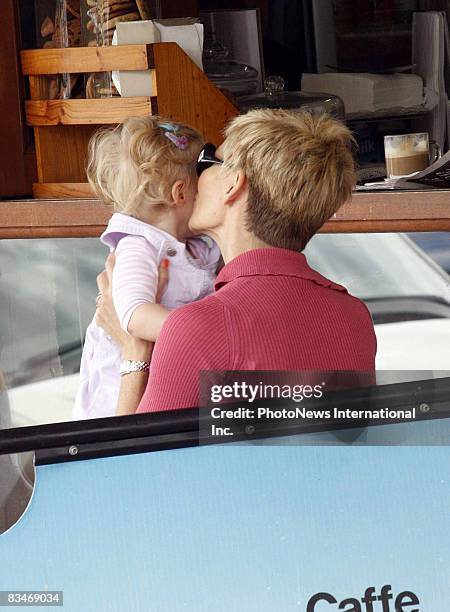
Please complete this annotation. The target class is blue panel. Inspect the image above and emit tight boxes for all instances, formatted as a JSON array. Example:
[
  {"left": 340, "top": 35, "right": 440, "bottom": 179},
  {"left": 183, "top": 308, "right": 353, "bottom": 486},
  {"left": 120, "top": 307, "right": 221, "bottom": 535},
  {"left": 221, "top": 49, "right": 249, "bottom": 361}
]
[{"left": 1, "top": 437, "right": 449, "bottom": 611}]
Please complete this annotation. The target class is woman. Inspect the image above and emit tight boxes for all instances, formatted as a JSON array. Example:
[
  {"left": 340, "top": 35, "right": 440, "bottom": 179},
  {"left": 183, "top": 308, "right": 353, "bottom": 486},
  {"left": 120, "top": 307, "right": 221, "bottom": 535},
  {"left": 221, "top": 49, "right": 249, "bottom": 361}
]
[{"left": 96, "top": 109, "right": 377, "bottom": 414}]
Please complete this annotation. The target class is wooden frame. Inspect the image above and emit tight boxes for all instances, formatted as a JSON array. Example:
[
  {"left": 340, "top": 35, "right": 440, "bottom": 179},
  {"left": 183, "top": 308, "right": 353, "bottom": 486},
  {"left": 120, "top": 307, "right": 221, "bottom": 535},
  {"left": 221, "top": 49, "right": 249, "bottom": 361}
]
[
  {"left": 328, "top": 190, "right": 450, "bottom": 233},
  {"left": 0, "top": 191, "right": 449, "bottom": 239},
  {"left": 0, "top": 0, "right": 35, "bottom": 197},
  {"left": 20, "top": 43, "right": 239, "bottom": 199}
]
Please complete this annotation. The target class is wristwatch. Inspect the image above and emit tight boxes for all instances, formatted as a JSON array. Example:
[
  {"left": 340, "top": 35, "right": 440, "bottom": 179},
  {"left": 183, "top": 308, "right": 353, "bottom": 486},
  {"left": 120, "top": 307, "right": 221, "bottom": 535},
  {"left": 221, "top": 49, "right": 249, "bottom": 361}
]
[{"left": 119, "top": 360, "right": 151, "bottom": 376}]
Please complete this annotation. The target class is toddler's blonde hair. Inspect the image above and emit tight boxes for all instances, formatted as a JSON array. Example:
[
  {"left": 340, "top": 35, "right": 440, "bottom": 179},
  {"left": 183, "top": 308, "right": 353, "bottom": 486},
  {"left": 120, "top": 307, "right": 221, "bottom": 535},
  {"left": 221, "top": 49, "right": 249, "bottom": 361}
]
[{"left": 87, "top": 116, "right": 203, "bottom": 215}]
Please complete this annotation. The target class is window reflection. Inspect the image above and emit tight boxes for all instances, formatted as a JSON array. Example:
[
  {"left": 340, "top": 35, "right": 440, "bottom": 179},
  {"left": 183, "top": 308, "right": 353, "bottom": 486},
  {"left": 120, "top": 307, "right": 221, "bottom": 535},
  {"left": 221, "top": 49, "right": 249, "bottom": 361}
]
[
  {"left": 0, "top": 238, "right": 108, "bottom": 428},
  {"left": 0, "top": 233, "right": 449, "bottom": 428},
  {"left": 333, "top": 0, "right": 424, "bottom": 73},
  {"left": 306, "top": 232, "right": 450, "bottom": 371}
]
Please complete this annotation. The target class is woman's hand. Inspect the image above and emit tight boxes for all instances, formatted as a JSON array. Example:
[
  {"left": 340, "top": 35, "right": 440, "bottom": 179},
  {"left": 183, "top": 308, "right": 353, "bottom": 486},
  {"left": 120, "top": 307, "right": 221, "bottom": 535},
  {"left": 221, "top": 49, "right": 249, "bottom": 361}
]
[
  {"left": 95, "top": 253, "right": 128, "bottom": 349},
  {"left": 155, "top": 258, "right": 170, "bottom": 303},
  {"left": 95, "top": 253, "right": 169, "bottom": 416}
]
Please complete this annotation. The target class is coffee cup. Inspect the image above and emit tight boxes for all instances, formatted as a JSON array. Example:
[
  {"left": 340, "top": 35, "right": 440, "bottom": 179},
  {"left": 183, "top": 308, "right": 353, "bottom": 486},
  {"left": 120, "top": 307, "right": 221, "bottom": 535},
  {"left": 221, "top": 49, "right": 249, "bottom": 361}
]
[{"left": 384, "top": 133, "right": 441, "bottom": 179}]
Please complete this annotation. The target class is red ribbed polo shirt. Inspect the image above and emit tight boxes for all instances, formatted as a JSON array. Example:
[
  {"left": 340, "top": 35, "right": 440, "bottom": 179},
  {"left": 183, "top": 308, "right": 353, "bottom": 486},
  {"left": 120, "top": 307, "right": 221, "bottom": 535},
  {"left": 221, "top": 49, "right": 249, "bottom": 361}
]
[{"left": 136, "top": 247, "right": 377, "bottom": 412}]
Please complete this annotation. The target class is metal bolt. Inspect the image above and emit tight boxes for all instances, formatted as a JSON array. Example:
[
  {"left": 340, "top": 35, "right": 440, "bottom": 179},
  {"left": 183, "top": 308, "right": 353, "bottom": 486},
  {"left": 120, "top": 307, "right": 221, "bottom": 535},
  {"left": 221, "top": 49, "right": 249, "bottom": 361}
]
[
  {"left": 166, "top": 248, "right": 177, "bottom": 257},
  {"left": 68, "top": 445, "right": 79, "bottom": 456},
  {"left": 245, "top": 425, "right": 255, "bottom": 435},
  {"left": 419, "top": 403, "right": 431, "bottom": 413}
]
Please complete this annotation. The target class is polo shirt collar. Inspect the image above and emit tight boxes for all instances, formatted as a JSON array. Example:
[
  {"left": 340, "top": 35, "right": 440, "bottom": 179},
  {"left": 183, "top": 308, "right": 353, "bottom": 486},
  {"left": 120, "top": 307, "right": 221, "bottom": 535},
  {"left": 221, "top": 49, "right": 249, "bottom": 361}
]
[{"left": 214, "top": 247, "right": 347, "bottom": 293}]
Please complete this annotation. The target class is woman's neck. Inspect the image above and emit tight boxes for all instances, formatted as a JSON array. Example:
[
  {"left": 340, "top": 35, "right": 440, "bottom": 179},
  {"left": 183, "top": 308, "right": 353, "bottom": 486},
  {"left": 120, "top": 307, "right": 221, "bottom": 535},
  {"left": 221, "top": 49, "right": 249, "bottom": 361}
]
[
  {"left": 221, "top": 236, "right": 272, "bottom": 264},
  {"left": 209, "top": 218, "right": 272, "bottom": 264}
]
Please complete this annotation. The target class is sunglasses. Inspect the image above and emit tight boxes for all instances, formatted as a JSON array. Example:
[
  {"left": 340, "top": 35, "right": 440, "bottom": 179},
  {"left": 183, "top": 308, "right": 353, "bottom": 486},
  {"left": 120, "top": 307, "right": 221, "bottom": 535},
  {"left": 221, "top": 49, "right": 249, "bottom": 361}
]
[{"left": 196, "top": 143, "right": 223, "bottom": 177}]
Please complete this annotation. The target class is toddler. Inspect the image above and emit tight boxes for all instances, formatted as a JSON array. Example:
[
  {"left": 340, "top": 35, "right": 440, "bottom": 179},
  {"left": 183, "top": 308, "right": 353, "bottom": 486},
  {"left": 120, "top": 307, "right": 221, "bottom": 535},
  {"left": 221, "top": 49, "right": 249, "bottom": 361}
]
[{"left": 73, "top": 116, "right": 220, "bottom": 419}]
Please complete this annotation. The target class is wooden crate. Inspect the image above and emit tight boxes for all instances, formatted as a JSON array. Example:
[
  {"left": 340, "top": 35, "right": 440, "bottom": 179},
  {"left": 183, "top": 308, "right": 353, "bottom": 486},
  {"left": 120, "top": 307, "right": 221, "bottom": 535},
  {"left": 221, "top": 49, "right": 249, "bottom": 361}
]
[{"left": 20, "top": 43, "right": 239, "bottom": 199}]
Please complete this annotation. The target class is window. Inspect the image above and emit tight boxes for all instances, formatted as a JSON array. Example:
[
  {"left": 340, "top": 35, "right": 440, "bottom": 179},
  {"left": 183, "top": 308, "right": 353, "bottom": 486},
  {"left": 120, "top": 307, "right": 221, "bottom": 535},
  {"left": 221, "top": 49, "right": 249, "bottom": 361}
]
[
  {"left": 1, "top": 220, "right": 449, "bottom": 429},
  {"left": 0, "top": 237, "right": 107, "bottom": 429}
]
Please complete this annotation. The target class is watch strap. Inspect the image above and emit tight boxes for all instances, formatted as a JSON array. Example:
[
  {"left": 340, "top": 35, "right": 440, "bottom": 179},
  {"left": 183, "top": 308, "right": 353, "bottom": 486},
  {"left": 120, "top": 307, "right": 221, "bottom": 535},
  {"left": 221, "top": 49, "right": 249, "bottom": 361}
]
[{"left": 119, "top": 360, "right": 150, "bottom": 376}]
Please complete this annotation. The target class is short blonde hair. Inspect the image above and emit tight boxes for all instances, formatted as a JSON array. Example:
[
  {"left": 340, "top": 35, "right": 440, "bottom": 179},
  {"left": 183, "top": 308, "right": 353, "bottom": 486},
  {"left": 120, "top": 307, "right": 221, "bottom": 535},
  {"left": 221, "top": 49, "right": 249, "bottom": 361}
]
[
  {"left": 87, "top": 116, "right": 203, "bottom": 215},
  {"left": 222, "top": 109, "right": 356, "bottom": 251}
]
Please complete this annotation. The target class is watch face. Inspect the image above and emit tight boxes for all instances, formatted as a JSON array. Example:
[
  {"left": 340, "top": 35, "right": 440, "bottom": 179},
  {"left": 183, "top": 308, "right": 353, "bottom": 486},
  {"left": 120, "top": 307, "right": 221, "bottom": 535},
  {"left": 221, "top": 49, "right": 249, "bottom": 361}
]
[{"left": 119, "top": 361, "right": 132, "bottom": 375}]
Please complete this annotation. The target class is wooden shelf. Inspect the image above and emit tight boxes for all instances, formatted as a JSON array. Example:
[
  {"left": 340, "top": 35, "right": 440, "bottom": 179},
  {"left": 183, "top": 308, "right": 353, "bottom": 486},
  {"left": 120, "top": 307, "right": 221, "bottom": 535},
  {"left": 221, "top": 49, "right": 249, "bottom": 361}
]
[
  {"left": 26, "top": 98, "right": 157, "bottom": 126},
  {"left": 21, "top": 44, "right": 153, "bottom": 75},
  {"left": 20, "top": 43, "right": 239, "bottom": 194},
  {"left": 0, "top": 199, "right": 111, "bottom": 238},
  {"left": 1, "top": 191, "right": 449, "bottom": 239},
  {"left": 322, "top": 190, "right": 450, "bottom": 233}
]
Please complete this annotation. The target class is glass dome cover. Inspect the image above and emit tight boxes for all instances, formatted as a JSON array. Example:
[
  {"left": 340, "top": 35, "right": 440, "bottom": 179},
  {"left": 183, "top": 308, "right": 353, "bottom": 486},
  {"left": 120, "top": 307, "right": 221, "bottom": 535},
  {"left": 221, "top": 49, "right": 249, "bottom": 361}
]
[{"left": 238, "top": 76, "right": 345, "bottom": 120}]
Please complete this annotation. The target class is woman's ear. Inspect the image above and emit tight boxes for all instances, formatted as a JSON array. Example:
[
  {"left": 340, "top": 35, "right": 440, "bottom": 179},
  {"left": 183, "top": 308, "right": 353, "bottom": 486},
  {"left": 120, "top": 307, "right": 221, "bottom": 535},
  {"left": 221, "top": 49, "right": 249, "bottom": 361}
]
[
  {"left": 224, "top": 170, "right": 247, "bottom": 204},
  {"left": 171, "top": 180, "right": 186, "bottom": 206}
]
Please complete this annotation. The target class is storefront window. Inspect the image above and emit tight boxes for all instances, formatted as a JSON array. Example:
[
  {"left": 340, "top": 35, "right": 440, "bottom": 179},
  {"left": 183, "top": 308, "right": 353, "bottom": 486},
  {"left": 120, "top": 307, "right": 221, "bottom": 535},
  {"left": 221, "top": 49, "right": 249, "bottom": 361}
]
[
  {"left": 0, "top": 238, "right": 107, "bottom": 429},
  {"left": 0, "top": 233, "right": 448, "bottom": 429},
  {"left": 306, "top": 232, "right": 450, "bottom": 371}
]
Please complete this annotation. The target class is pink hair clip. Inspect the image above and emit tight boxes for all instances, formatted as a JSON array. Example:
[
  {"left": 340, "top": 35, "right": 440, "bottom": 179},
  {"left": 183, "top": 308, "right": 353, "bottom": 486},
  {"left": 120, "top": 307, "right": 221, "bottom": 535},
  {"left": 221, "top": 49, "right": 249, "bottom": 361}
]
[{"left": 164, "top": 132, "right": 189, "bottom": 150}]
